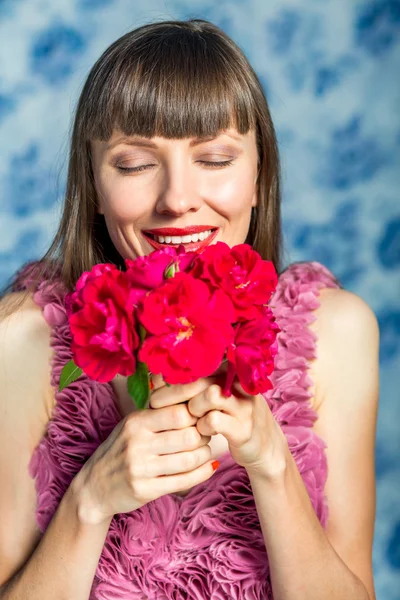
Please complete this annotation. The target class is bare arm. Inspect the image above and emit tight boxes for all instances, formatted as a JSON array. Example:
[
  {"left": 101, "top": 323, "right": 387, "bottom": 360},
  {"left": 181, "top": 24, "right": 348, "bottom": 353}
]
[
  {"left": 0, "top": 483, "right": 112, "bottom": 600},
  {"left": 248, "top": 288, "right": 378, "bottom": 600},
  {"left": 0, "top": 293, "right": 112, "bottom": 599}
]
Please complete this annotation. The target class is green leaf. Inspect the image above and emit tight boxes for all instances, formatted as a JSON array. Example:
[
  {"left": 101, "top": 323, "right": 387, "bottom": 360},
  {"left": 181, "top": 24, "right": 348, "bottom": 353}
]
[
  {"left": 59, "top": 359, "right": 83, "bottom": 391},
  {"left": 138, "top": 323, "right": 147, "bottom": 343},
  {"left": 164, "top": 261, "right": 179, "bottom": 279},
  {"left": 128, "top": 361, "right": 150, "bottom": 410}
]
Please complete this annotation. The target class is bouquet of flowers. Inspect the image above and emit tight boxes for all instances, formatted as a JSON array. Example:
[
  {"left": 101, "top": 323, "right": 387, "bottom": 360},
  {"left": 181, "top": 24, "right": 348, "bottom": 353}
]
[{"left": 59, "top": 242, "right": 280, "bottom": 409}]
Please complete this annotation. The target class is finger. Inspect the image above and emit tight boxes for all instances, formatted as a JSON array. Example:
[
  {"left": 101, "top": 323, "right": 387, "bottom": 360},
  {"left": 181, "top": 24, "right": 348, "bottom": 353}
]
[
  {"left": 144, "top": 444, "right": 212, "bottom": 478},
  {"left": 140, "top": 403, "right": 198, "bottom": 432},
  {"left": 149, "top": 376, "right": 218, "bottom": 409},
  {"left": 149, "top": 372, "right": 165, "bottom": 391},
  {"left": 188, "top": 383, "right": 247, "bottom": 419},
  {"left": 149, "top": 459, "right": 219, "bottom": 497},
  {"left": 196, "top": 410, "right": 245, "bottom": 443},
  {"left": 151, "top": 426, "right": 211, "bottom": 454}
]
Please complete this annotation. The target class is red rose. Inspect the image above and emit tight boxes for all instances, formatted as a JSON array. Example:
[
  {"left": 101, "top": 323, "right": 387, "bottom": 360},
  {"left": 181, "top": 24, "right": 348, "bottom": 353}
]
[
  {"left": 138, "top": 272, "right": 235, "bottom": 384},
  {"left": 224, "top": 307, "right": 280, "bottom": 396},
  {"left": 65, "top": 263, "right": 119, "bottom": 316},
  {"left": 68, "top": 268, "right": 139, "bottom": 382},
  {"left": 190, "top": 242, "right": 278, "bottom": 321}
]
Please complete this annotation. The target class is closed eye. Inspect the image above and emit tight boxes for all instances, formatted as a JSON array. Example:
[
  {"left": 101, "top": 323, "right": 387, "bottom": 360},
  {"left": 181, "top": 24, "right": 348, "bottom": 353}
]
[
  {"left": 116, "top": 160, "right": 235, "bottom": 173},
  {"left": 198, "top": 160, "right": 234, "bottom": 168}
]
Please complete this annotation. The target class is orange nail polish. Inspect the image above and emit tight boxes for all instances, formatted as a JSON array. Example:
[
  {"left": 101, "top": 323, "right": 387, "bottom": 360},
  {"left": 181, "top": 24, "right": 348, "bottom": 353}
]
[
  {"left": 211, "top": 460, "right": 220, "bottom": 471},
  {"left": 149, "top": 379, "right": 154, "bottom": 390}
]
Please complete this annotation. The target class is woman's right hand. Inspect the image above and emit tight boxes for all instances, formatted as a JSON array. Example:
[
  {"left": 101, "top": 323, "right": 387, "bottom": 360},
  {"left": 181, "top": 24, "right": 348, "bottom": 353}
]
[{"left": 73, "top": 378, "right": 218, "bottom": 525}]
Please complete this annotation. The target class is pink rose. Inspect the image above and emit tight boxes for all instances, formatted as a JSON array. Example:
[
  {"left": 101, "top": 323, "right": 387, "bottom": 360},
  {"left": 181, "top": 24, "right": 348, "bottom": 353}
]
[
  {"left": 190, "top": 242, "right": 278, "bottom": 321},
  {"left": 68, "top": 268, "right": 139, "bottom": 382},
  {"left": 125, "top": 246, "right": 196, "bottom": 304},
  {"left": 138, "top": 272, "right": 235, "bottom": 384}
]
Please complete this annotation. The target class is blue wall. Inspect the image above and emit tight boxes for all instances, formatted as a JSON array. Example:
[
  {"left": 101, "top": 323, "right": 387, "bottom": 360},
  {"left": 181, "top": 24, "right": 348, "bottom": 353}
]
[{"left": 0, "top": 1, "right": 399, "bottom": 596}]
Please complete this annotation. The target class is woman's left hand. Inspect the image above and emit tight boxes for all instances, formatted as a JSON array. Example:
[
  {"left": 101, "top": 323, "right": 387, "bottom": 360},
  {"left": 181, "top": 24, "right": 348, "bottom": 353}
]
[
  {"left": 149, "top": 372, "right": 288, "bottom": 478},
  {"left": 188, "top": 376, "right": 288, "bottom": 478}
]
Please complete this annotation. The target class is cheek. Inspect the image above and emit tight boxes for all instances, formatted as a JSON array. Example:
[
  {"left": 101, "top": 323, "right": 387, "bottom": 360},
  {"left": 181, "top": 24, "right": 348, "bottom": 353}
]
[
  {"left": 205, "top": 171, "right": 255, "bottom": 216},
  {"left": 97, "top": 177, "right": 144, "bottom": 222}
]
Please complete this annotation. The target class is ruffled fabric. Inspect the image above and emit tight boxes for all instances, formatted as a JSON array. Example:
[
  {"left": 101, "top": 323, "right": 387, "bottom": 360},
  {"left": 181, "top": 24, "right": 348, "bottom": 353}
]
[{"left": 14, "top": 259, "right": 339, "bottom": 600}]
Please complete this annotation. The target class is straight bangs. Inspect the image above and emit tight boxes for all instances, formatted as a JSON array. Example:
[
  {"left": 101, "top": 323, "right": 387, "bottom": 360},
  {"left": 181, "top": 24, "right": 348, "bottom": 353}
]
[{"left": 82, "top": 27, "right": 258, "bottom": 142}]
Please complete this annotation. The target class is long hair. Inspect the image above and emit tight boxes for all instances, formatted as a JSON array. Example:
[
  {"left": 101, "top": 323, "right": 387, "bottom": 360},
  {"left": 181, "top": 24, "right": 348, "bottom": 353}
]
[{"left": 0, "top": 18, "right": 282, "bottom": 315}]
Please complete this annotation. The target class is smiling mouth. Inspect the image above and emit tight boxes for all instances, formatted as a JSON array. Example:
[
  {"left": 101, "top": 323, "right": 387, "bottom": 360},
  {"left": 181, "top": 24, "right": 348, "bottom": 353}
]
[{"left": 142, "top": 228, "right": 219, "bottom": 252}]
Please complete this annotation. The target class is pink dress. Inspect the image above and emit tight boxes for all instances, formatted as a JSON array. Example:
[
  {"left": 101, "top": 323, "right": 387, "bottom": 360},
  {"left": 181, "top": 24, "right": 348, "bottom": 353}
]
[{"left": 13, "top": 260, "right": 340, "bottom": 600}]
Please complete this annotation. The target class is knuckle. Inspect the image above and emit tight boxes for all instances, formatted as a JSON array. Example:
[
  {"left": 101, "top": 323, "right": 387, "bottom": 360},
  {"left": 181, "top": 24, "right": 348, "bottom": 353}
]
[
  {"left": 183, "top": 427, "right": 200, "bottom": 447},
  {"left": 127, "top": 457, "right": 141, "bottom": 479},
  {"left": 148, "top": 393, "right": 160, "bottom": 409},
  {"left": 203, "top": 444, "right": 212, "bottom": 459},
  {"left": 182, "top": 452, "right": 196, "bottom": 471},
  {"left": 122, "top": 414, "right": 139, "bottom": 438},
  {"left": 128, "top": 476, "right": 145, "bottom": 499},
  {"left": 207, "top": 410, "right": 219, "bottom": 428},
  {"left": 193, "top": 447, "right": 209, "bottom": 469},
  {"left": 174, "top": 404, "right": 191, "bottom": 428},
  {"left": 206, "top": 385, "right": 220, "bottom": 405}
]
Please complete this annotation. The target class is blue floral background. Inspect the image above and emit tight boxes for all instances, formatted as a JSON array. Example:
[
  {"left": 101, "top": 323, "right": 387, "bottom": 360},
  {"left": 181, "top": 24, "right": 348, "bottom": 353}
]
[{"left": 0, "top": 0, "right": 399, "bottom": 596}]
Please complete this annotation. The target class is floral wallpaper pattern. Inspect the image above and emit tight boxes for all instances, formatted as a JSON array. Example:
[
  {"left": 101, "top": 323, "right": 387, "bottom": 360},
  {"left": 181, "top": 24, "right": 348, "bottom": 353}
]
[{"left": 0, "top": 0, "right": 399, "bottom": 597}]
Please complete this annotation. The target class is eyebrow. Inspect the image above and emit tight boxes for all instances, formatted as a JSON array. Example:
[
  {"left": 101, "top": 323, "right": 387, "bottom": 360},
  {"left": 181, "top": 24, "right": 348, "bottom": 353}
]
[{"left": 106, "top": 132, "right": 243, "bottom": 151}]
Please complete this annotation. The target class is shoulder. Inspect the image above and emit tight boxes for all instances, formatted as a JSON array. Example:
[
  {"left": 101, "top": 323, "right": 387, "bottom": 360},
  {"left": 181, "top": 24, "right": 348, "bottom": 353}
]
[
  {"left": 0, "top": 290, "right": 53, "bottom": 360},
  {"left": 277, "top": 261, "right": 379, "bottom": 393},
  {"left": 277, "top": 261, "right": 378, "bottom": 349},
  {"left": 311, "top": 288, "right": 379, "bottom": 409},
  {"left": 0, "top": 291, "right": 55, "bottom": 445},
  {"left": 277, "top": 262, "right": 379, "bottom": 413},
  {"left": 314, "top": 286, "right": 379, "bottom": 336},
  {"left": 312, "top": 288, "right": 379, "bottom": 384}
]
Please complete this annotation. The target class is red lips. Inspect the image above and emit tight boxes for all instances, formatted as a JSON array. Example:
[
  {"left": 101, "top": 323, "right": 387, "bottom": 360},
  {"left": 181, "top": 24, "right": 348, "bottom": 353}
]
[{"left": 144, "top": 226, "right": 216, "bottom": 236}]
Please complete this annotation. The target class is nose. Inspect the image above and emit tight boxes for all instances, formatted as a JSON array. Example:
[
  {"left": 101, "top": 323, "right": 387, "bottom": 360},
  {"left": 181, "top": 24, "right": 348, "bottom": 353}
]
[{"left": 155, "top": 161, "right": 202, "bottom": 217}]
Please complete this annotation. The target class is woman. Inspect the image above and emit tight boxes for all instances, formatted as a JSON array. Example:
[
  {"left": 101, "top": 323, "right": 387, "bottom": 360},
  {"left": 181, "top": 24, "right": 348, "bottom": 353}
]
[{"left": 0, "top": 18, "right": 378, "bottom": 600}]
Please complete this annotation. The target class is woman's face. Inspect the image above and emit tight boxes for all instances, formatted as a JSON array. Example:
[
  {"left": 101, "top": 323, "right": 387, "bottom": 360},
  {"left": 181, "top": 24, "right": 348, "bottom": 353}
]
[{"left": 91, "top": 127, "right": 259, "bottom": 259}]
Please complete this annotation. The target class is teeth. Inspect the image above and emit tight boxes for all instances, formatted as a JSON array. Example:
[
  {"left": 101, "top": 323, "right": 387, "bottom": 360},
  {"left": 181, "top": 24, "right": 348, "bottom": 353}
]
[{"left": 151, "top": 229, "right": 214, "bottom": 245}]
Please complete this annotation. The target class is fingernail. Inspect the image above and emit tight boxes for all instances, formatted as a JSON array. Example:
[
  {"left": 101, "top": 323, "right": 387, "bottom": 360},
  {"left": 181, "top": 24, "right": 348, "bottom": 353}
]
[{"left": 211, "top": 460, "right": 220, "bottom": 471}]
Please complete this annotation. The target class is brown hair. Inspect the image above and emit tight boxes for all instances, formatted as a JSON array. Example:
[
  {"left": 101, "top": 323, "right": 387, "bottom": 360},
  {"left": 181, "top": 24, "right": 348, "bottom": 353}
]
[{"left": 0, "top": 18, "right": 282, "bottom": 316}]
